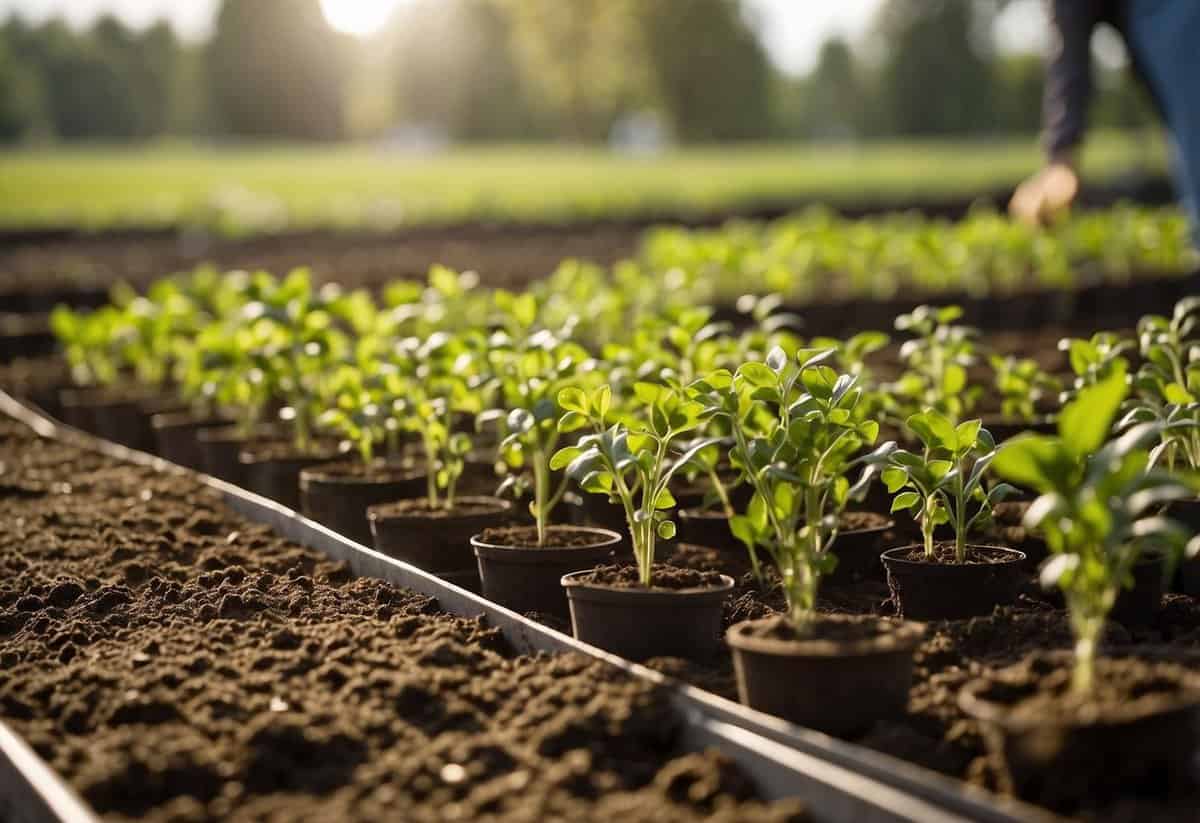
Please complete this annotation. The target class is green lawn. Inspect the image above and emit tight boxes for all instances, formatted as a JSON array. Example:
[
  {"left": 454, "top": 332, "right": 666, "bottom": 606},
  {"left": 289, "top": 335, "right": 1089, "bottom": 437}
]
[{"left": 0, "top": 132, "right": 1167, "bottom": 233}]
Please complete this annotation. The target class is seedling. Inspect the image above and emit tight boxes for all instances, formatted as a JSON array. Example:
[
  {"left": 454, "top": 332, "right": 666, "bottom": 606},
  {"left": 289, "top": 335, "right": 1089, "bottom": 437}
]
[
  {"left": 691, "top": 348, "right": 888, "bottom": 627},
  {"left": 875, "top": 410, "right": 1013, "bottom": 564},
  {"left": 483, "top": 325, "right": 598, "bottom": 546},
  {"left": 1058, "top": 331, "right": 1133, "bottom": 404},
  {"left": 1119, "top": 297, "right": 1200, "bottom": 471},
  {"left": 989, "top": 354, "right": 1060, "bottom": 423},
  {"left": 550, "top": 383, "right": 717, "bottom": 586},
  {"left": 50, "top": 305, "right": 126, "bottom": 388},
  {"left": 995, "top": 367, "right": 1199, "bottom": 693},
  {"left": 888, "top": 305, "right": 981, "bottom": 423}
]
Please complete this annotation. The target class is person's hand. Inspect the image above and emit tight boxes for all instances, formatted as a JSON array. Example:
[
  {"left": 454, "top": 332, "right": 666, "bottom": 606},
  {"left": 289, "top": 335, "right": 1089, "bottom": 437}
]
[{"left": 1009, "top": 160, "right": 1080, "bottom": 227}]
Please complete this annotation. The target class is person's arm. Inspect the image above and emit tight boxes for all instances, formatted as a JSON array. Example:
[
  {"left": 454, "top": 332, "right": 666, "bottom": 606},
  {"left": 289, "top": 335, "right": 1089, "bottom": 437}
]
[{"left": 1011, "top": 0, "right": 1099, "bottom": 225}]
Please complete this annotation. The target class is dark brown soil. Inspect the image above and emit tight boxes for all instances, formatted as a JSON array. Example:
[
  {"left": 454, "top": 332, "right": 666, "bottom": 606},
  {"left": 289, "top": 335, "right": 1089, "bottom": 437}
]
[
  {"left": 574, "top": 563, "right": 729, "bottom": 592},
  {"left": 239, "top": 440, "right": 344, "bottom": 463},
  {"left": 890, "top": 543, "right": 1023, "bottom": 565},
  {"left": 737, "top": 613, "right": 907, "bottom": 645},
  {"left": 371, "top": 497, "right": 509, "bottom": 519},
  {"left": 839, "top": 511, "right": 892, "bottom": 532},
  {"left": 969, "top": 652, "right": 1200, "bottom": 725},
  {"left": 0, "top": 419, "right": 807, "bottom": 822},
  {"left": 478, "top": 526, "right": 614, "bottom": 550},
  {"left": 303, "top": 459, "right": 422, "bottom": 483}
]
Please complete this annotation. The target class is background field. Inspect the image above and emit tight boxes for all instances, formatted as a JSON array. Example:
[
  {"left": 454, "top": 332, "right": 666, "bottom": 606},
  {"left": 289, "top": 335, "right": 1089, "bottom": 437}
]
[{"left": 0, "top": 132, "right": 1168, "bottom": 233}]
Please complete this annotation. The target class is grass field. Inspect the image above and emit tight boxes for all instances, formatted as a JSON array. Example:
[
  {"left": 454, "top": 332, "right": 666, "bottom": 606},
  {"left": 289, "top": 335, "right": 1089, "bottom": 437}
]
[{"left": 0, "top": 131, "right": 1167, "bottom": 233}]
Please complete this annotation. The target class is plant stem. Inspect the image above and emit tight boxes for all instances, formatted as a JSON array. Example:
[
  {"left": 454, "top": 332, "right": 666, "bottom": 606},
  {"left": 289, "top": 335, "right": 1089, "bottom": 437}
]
[
  {"left": 1070, "top": 612, "right": 1103, "bottom": 695},
  {"left": 922, "top": 496, "right": 936, "bottom": 560},
  {"left": 708, "top": 465, "right": 735, "bottom": 518},
  {"left": 424, "top": 434, "right": 439, "bottom": 509},
  {"left": 533, "top": 453, "right": 549, "bottom": 547}
]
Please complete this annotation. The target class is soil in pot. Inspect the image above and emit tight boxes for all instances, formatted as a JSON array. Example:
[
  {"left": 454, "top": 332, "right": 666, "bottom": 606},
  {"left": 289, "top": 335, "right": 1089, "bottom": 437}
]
[
  {"left": 881, "top": 543, "right": 1027, "bottom": 621},
  {"left": 727, "top": 614, "right": 924, "bottom": 737},
  {"left": 150, "top": 411, "right": 229, "bottom": 471},
  {"left": 196, "top": 423, "right": 287, "bottom": 486},
  {"left": 472, "top": 525, "right": 622, "bottom": 619},
  {"left": 239, "top": 440, "right": 344, "bottom": 511},
  {"left": 368, "top": 496, "right": 512, "bottom": 584},
  {"left": 561, "top": 563, "right": 734, "bottom": 661},
  {"left": 299, "top": 460, "right": 426, "bottom": 546},
  {"left": 824, "top": 511, "right": 896, "bottom": 587},
  {"left": 959, "top": 651, "right": 1200, "bottom": 814}
]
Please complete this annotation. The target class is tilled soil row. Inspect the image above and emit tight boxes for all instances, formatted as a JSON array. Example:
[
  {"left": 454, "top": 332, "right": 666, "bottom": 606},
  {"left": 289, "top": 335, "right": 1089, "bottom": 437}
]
[{"left": 0, "top": 419, "right": 806, "bottom": 823}]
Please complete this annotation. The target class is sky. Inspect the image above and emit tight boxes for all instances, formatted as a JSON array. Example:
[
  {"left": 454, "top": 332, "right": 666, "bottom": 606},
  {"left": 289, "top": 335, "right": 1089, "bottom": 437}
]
[{"left": 0, "top": 0, "right": 1050, "bottom": 76}]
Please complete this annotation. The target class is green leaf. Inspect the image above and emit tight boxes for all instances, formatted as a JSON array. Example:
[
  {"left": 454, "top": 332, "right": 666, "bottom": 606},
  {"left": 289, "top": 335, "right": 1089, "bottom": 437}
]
[
  {"left": 993, "top": 435, "right": 1064, "bottom": 492},
  {"left": 942, "top": 364, "right": 967, "bottom": 395},
  {"left": 549, "top": 446, "right": 582, "bottom": 471},
  {"left": 593, "top": 385, "right": 612, "bottom": 419},
  {"left": 558, "top": 387, "right": 589, "bottom": 414},
  {"left": 657, "top": 520, "right": 677, "bottom": 540},
  {"left": 891, "top": 491, "right": 920, "bottom": 512},
  {"left": 1057, "top": 366, "right": 1128, "bottom": 457},
  {"left": 738, "top": 362, "right": 777, "bottom": 388},
  {"left": 558, "top": 411, "right": 589, "bottom": 432},
  {"left": 955, "top": 419, "right": 982, "bottom": 451}
]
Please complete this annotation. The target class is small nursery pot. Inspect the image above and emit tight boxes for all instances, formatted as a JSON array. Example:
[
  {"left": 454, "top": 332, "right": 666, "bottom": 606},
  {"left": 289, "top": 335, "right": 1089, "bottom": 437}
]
[
  {"left": 369, "top": 496, "right": 512, "bottom": 582},
  {"left": 151, "top": 411, "right": 229, "bottom": 471},
  {"left": 58, "top": 386, "right": 153, "bottom": 451},
  {"left": 472, "top": 526, "right": 622, "bottom": 618},
  {"left": 299, "top": 461, "right": 426, "bottom": 546},
  {"left": 239, "top": 441, "right": 343, "bottom": 511},
  {"left": 1169, "top": 499, "right": 1200, "bottom": 596},
  {"left": 1110, "top": 552, "right": 1167, "bottom": 629},
  {"left": 561, "top": 566, "right": 734, "bottom": 661},
  {"left": 727, "top": 614, "right": 925, "bottom": 736},
  {"left": 824, "top": 514, "right": 895, "bottom": 586},
  {"left": 881, "top": 544, "right": 1027, "bottom": 621},
  {"left": 959, "top": 651, "right": 1200, "bottom": 813},
  {"left": 196, "top": 423, "right": 286, "bottom": 486},
  {"left": 676, "top": 509, "right": 741, "bottom": 553}
]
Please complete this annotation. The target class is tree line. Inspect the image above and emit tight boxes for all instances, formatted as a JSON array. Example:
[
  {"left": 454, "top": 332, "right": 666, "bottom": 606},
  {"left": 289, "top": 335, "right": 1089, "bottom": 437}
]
[{"left": 0, "top": 0, "right": 1154, "bottom": 145}]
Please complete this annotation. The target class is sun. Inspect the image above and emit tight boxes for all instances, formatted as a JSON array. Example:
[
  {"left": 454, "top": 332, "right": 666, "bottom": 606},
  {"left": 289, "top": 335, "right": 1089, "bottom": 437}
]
[{"left": 320, "top": 0, "right": 402, "bottom": 36}]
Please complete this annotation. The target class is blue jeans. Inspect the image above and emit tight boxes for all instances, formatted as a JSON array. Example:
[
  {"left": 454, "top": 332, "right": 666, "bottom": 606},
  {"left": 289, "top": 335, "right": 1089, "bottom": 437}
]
[{"left": 1126, "top": 0, "right": 1200, "bottom": 243}]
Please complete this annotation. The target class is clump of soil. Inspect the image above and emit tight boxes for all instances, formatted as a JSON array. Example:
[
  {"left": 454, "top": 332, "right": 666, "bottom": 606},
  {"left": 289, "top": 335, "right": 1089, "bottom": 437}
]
[
  {"left": 478, "top": 525, "right": 615, "bottom": 549},
  {"left": 0, "top": 419, "right": 806, "bottom": 822},
  {"left": 574, "top": 563, "right": 729, "bottom": 592},
  {"left": 738, "top": 613, "right": 908, "bottom": 645},
  {"left": 839, "top": 511, "right": 891, "bottom": 531}
]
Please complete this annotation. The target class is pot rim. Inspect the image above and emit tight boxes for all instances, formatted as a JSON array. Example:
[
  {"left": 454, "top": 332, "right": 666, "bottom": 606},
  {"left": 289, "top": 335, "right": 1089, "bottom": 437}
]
[
  {"left": 560, "top": 569, "right": 735, "bottom": 598},
  {"left": 726, "top": 615, "right": 925, "bottom": 658},
  {"left": 367, "top": 495, "right": 513, "bottom": 523},
  {"left": 679, "top": 508, "right": 896, "bottom": 536},
  {"left": 881, "top": 544, "right": 1027, "bottom": 568},
  {"left": 150, "top": 410, "right": 230, "bottom": 431},
  {"left": 300, "top": 460, "right": 425, "bottom": 487},
  {"left": 958, "top": 648, "right": 1200, "bottom": 733},
  {"left": 471, "top": 525, "right": 622, "bottom": 557}
]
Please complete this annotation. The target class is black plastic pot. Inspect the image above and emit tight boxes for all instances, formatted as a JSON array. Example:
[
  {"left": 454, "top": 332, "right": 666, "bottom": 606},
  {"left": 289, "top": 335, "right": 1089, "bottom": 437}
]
[
  {"left": 959, "top": 651, "right": 1200, "bottom": 813},
  {"left": 299, "top": 461, "right": 426, "bottom": 546},
  {"left": 1110, "top": 553, "right": 1167, "bottom": 629},
  {"left": 560, "top": 570, "right": 734, "bottom": 661},
  {"left": 824, "top": 520, "right": 896, "bottom": 586},
  {"left": 58, "top": 387, "right": 153, "bottom": 451},
  {"left": 1168, "top": 499, "right": 1200, "bottom": 596},
  {"left": 368, "top": 496, "right": 513, "bottom": 585},
  {"left": 472, "top": 526, "right": 622, "bottom": 619},
  {"left": 196, "top": 424, "right": 284, "bottom": 486},
  {"left": 676, "top": 509, "right": 741, "bottom": 553},
  {"left": 881, "top": 545, "right": 1027, "bottom": 621},
  {"left": 727, "top": 615, "right": 925, "bottom": 736},
  {"left": 571, "top": 492, "right": 628, "bottom": 534},
  {"left": 239, "top": 442, "right": 342, "bottom": 511},
  {"left": 151, "top": 411, "right": 229, "bottom": 471}
]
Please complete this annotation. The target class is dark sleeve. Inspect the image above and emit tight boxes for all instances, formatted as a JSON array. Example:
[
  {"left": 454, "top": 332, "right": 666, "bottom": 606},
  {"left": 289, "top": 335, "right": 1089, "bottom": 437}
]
[{"left": 1042, "top": 0, "right": 1100, "bottom": 158}]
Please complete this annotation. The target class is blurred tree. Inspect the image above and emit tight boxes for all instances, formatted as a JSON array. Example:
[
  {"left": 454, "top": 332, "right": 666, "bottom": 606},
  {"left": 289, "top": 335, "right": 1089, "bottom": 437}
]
[
  {"left": 208, "top": 0, "right": 349, "bottom": 140},
  {"left": 637, "top": 0, "right": 772, "bottom": 142},
  {"left": 0, "top": 37, "right": 42, "bottom": 141},
  {"left": 388, "top": 0, "right": 531, "bottom": 141},
  {"left": 871, "top": 0, "right": 998, "bottom": 136},
  {"left": 501, "top": 0, "right": 645, "bottom": 142},
  {"left": 787, "top": 36, "right": 867, "bottom": 140}
]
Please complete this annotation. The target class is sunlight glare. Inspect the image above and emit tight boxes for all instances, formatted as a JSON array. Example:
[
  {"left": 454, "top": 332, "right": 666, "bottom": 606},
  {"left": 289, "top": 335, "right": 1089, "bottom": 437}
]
[{"left": 320, "top": 0, "right": 402, "bottom": 36}]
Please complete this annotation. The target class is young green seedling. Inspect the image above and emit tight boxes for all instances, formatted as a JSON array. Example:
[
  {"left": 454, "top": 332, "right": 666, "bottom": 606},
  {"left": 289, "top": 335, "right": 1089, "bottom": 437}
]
[
  {"left": 887, "top": 305, "right": 981, "bottom": 423},
  {"left": 550, "top": 383, "right": 717, "bottom": 586},
  {"left": 876, "top": 410, "right": 1013, "bottom": 564},
  {"left": 1058, "top": 331, "right": 1133, "bottom": 404},
  {"left": 691, "top": 348, "right": 889, "bottom": 628},
  {"left": 995, "top": 367, "right": 1199, "bottom": 694},
  {"left": 989, "top": 354, "right": 1061, "bottom": 423}
]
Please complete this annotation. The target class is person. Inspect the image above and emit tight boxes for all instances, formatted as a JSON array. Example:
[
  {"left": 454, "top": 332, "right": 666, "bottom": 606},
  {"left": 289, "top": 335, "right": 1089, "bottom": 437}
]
[{"left": 1010, "top": 0, "right": 1200, "bottom": 240}]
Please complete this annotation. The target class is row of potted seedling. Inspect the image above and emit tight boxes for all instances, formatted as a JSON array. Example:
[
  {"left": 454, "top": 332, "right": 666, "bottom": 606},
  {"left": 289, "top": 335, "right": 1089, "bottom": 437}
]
[{"left": 47, "top": 267, "right": 1200, "bottom": 813}]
